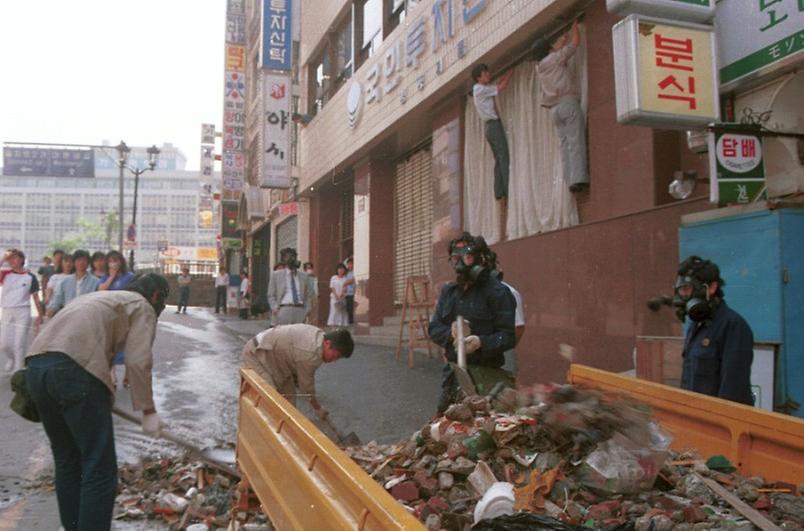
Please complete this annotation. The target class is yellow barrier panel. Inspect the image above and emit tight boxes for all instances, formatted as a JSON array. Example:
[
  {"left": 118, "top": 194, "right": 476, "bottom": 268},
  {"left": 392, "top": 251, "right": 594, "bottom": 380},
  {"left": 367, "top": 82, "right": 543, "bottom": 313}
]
[
  {"left": 237, "top": 368, "right": 426, "bottom": 531},
  {"left": 568, "top": 364, "right": 804, "bottom": 485}
]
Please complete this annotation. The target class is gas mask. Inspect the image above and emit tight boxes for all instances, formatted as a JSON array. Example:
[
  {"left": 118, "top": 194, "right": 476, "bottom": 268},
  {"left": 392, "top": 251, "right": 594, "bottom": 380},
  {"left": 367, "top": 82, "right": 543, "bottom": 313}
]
[
  {"left": 449, "top": 246, "right": 485, "bottom": 284},
  {"left": 673, "top": 274, "right": 713, "bottom": 322},
  {"left": 280, "top": 248, "right": 301, "bottom": 270}
]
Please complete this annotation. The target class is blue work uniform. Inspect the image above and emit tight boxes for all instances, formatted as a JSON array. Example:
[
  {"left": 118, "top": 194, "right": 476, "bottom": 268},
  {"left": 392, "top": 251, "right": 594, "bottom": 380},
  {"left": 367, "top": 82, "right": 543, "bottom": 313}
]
[
  {"left": 680, "top": 300, "right": 754, "bottom": 405},
  {"left": 429, "top": 275, "right": 516, "bottom": 368}
]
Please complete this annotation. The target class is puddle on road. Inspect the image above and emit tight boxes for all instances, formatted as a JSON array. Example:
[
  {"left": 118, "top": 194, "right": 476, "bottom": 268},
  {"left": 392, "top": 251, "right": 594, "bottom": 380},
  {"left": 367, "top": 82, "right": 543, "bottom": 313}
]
[{"left": 114, "top": 318, "right": 244, "bottom": 464}]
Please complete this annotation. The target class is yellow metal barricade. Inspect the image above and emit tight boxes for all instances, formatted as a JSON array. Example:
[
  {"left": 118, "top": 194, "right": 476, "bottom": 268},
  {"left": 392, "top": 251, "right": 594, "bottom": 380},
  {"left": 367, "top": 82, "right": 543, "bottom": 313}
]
[
  {"left": 237, "top": 368, "right": 425, "bottom": 530},
  {"left": 568, "top": 364, "right": 804, "bottom": 485}
]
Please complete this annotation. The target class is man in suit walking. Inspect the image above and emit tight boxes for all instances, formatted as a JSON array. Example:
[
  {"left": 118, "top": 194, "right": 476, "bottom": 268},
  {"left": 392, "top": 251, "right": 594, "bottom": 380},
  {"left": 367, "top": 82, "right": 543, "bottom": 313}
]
[{"left": 267, "top": 247, "right": 312, "bottom": 325}]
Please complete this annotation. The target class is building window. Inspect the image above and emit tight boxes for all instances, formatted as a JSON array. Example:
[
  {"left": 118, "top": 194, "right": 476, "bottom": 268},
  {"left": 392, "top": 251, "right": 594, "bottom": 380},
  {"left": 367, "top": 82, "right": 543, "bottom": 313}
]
[
  {"left": 309, "top": 50, "right": 331, "bottom": 116},
  {"left": 333, "top": 17, "right": 353, "bottom": 90},
  {"left": 388, "top": 0, "right": 419, "bottom": 33},
  {"left": 360, "top": 0, "right": 383, "bottom": 65}
]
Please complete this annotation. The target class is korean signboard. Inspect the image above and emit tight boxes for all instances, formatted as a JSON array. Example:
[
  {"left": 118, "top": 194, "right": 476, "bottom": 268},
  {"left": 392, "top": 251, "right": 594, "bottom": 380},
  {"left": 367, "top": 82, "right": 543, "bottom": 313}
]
[
  {"left": 716, "top": 0, "right": 804, "bottom": 91},
  {"left": 226, "top": 45, "right": 246, "bottom": 72},
  {"left": 261, "top": 0, "right": 292, "bottom": 70},
  {"left": 200, "top": 146, "right": 214, "bottom": 185},
  {"left": 261, "top": 72, "right": 291, "bottom": 188},
  {"left": 708, "top": 125, "right": 766, "bottom": 206},
  {"left": 606, "top": 0, "right": 714, "bottom": 23},
  {"left": 3, "top": 147, "right": 95, "bottom": 178},
  {"left": 346, "top": 0, "right": 489, "bottom": 129},
  {"left": 201, "top": 123, "right": 216, "bottom": 145},
  {"left": 613, "top": 15, "right": 719, "bottom": 128},
  {"left": 123, "top": 224, "right": 138, "bottom": 251},
  {"left": 223, "top": 152, "right": 245, "bottom": 193},
  {"left": 226, "top": 11, "right": 246, "bottom": 44},
  {"left": 221, "top": 200, "right": 242, "bottom": 249}
]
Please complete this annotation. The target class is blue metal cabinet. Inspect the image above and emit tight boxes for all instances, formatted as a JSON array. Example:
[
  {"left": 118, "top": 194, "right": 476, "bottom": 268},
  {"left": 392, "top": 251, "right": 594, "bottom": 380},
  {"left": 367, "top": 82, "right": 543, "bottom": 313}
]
[{"left": 680, "top": 205, "right": 804, "bottom": 418}]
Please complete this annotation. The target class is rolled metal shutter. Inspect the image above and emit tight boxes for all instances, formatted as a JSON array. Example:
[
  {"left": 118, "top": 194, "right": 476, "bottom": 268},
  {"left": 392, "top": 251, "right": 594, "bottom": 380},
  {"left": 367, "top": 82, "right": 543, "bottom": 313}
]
[
  {"left": 393, "top": 146, "right": 433, "bottom": 305},
  {"left": 276, "top": 215, "right": 298, "bottom": 259}
]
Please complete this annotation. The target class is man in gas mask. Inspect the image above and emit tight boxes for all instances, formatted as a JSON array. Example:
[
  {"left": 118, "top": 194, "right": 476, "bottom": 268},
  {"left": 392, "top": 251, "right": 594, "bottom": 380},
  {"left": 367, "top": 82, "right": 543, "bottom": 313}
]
[
  {"left": 268, "top": 247, "right": 312, "bottom": 325},
  {"left": 674, "top": 256, "right": 754, "bottom": 405},
  {"left": 429, "top": 233, "right": 516, "bottom": 414}
]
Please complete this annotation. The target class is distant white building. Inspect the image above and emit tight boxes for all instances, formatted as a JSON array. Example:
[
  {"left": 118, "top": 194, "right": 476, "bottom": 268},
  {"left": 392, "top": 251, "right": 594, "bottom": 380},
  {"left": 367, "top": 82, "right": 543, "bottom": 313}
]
[{"left": 0, "top": 143, "right": 217, "bottom": 270}]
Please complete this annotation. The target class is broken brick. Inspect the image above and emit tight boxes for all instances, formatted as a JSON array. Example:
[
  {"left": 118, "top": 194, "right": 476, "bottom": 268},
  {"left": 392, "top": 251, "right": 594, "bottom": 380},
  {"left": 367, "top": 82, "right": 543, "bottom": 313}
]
[{"left": 390, "top": 481, "right": 419, "bottom": 503}]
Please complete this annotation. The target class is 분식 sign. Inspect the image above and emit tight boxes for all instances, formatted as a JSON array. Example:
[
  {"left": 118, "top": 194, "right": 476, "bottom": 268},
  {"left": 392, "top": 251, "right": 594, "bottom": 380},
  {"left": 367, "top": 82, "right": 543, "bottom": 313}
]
[{"left": 613, "top": 15, "right": 719, "bottom": 128}]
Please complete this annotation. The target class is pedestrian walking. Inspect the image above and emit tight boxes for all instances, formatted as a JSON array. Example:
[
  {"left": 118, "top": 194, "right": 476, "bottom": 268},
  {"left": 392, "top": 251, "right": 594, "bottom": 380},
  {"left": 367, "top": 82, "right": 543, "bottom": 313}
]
[
  {"left": 1, "top": 249, "right": 45, "bottom": 372},
  {"left": 214, "top": 267, "right": 229, "bottom": 314},
  {"left": 25, "top": 274, "right": 170, "bottom": 531},
  {"left": 303, "top": 262, "right": 319, "bottom": 325},
  {"left": 47, "top": 249, "right": 100, "bottom": 317},
  {"left": 239, "top": 270, "right": 251, "bottom": 319},
  {"left": 267, "top": 248, "right": 312, "bottom": 325},
  {"left": 176, "top": 266, "right": 191, "bottom": 314},
  {"left": 344, "top": 256, "right": 356, "bottom": 325},
  {"left": 532, "top": 19, "right": 589, "bottom": 193},
  {"left": 242, "top": 324, "right": 353, "bottom": 419},
  {"left": 327, "top": 262, "right": 349, "bottom": 328}
]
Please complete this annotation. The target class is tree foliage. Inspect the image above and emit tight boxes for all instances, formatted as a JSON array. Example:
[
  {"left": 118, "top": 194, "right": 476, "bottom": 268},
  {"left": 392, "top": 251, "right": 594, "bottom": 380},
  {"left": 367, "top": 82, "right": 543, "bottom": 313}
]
[{"left": 48, "top": 211, "right": 120, "bottom": 254}]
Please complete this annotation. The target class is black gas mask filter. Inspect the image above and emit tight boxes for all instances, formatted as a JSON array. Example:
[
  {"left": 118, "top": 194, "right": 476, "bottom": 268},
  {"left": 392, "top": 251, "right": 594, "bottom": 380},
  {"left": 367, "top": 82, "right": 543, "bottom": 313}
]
[
  {"left": 449, "top": 245, "right": 485, "bottom": 283},
  {"left": 673, "top": 256, "right": 722, "bottom": 322}
]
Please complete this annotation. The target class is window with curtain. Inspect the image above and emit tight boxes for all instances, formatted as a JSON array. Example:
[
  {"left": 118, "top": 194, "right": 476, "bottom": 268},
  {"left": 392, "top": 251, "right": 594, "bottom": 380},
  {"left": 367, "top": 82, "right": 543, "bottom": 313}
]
[{"left": 463, "top": 35, "right": 587, "bottom": 245}]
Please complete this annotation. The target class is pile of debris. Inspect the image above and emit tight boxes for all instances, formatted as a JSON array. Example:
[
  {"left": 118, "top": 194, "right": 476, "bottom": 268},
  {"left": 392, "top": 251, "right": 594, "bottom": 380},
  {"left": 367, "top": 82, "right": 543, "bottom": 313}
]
[
  {"left": 345, "top": 384, "right": 804, "bottom": 530},
  {"left": 114, "top": 453, "right": 269, "bottom": 530}
]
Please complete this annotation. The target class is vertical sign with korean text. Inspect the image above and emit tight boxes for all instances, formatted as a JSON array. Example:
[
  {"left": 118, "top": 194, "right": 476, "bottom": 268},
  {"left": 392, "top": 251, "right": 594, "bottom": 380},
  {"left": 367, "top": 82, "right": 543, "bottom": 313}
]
[
  {"left": 262, "top": 0, "right": 292, "bottom": 70},
  {"left": 708, "top": 126, "right": 766, "bottom": 206},
  {"left": 262, "top": 72, "right": 291, "bottom": 188},
  {"left": 199, "top": 144, "right": 215, "bottom": 229},
  {"left": 221, "top": 0, "right": 246, "bottom": 246},
  {"left": 716, "top": 0, "right": 804, "bottom": 90}
]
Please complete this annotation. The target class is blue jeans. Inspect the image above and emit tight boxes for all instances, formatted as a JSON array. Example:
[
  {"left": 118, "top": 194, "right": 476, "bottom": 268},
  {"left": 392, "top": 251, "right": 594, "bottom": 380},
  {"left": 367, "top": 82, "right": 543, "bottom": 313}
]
[
  {"left": 26, "top": 352, "right": 117, "bottom": 531},
  {"left": 178, "top": 286, "right": 190, "bottom": 312}
]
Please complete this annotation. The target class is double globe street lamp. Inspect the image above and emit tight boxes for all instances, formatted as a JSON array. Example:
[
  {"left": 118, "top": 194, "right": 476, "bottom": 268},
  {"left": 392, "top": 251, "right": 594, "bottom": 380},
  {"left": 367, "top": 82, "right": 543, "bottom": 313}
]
[{"left": 114, "top": 141, "right": 161, "bottom": 270}]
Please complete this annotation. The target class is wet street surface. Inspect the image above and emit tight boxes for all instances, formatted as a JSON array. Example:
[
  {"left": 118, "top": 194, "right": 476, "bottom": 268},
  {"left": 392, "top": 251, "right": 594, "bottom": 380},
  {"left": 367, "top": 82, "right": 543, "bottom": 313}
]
[{"left": 0, "top": 306, "right": 441, "bottom": 529}]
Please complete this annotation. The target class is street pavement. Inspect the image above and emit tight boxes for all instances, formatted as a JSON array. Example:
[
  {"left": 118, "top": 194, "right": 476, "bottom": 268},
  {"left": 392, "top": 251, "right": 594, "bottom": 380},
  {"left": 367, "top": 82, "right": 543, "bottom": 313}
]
[{"left": 0, "top": 304, "right": 442, "bottom": 529}]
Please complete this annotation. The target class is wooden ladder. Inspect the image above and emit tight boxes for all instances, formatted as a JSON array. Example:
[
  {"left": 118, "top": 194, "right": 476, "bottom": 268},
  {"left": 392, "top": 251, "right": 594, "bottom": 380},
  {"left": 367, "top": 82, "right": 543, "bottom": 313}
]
[{"left": 395, "top": 276, "right": 434, "bottom": 368}]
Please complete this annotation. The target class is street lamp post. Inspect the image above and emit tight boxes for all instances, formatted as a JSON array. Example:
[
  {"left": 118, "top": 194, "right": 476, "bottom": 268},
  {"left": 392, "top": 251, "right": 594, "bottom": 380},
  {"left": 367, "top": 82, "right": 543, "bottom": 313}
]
[
  {"left": 128, "top": 145, "right": 161, "bottom": 270},
  {"left": 114, "top": 141, "right": 160, "bottom": 271},
  {"left": 115, "top": 141, "right": 130, "bottom": 252}
]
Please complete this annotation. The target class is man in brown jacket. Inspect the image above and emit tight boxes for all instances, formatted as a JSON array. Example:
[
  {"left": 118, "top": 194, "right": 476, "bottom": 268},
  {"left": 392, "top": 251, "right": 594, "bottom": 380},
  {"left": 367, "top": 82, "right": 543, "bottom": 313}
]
[
  {"left": 25, "top": 273, "right": 169, "bottom": 531},
  {"left": 242, "top": 324, "right": 353, "bottom": 420}
]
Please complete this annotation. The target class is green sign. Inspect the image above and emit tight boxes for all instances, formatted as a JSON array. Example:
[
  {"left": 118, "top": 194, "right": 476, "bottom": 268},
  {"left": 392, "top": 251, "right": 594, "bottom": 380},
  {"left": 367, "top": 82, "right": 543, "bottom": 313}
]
[
  {"left": 716, "top": 0, "right": 804, "bottom": 89},
  {"left": 708, "top": 125, "right": 766, "bottom": 206}
]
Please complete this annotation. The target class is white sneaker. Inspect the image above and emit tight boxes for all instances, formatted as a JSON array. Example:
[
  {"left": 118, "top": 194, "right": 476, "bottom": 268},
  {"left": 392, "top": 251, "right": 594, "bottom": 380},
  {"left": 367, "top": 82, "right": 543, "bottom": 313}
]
[{"left": 4, "top": 360, "right": 14, "bottom": 372}]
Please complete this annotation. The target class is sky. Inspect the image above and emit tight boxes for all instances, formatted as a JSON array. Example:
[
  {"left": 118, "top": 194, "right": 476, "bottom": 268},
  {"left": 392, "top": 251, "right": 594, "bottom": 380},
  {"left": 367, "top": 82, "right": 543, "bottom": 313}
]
[{"left": 0, "top": 0, "right": 226, "bottom": 171}]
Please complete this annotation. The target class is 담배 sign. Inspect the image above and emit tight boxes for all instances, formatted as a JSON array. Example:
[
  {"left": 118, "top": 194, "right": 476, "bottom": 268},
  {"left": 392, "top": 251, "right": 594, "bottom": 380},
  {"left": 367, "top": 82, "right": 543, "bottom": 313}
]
[
  {"left": 613, "top": 15, "right": 719, "bottom": 128},
  {"left": 708, "top": 125, "right": 766, "bottom": 206}
]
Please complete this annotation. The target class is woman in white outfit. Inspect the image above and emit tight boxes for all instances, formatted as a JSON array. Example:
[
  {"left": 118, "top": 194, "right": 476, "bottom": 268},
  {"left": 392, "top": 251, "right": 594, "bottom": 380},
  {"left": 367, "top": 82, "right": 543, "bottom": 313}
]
[{"left": 327, "top": 262, "right": 349, "bottom": 327}]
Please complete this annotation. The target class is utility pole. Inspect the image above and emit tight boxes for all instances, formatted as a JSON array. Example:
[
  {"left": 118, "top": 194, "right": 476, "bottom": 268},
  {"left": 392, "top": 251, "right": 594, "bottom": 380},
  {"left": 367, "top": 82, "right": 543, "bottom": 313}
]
[{"left": 115, "top": 141, "right": 130, "bottom": 252}]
